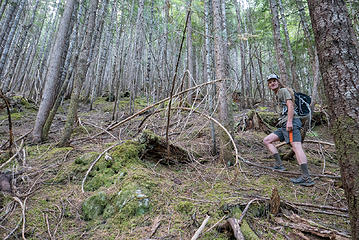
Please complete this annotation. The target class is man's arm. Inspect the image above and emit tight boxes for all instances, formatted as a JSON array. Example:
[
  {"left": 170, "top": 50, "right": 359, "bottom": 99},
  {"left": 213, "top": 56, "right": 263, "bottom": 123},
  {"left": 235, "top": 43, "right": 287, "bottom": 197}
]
[{"left": 286, "top": 99, "right": 294, "bottom": 131}]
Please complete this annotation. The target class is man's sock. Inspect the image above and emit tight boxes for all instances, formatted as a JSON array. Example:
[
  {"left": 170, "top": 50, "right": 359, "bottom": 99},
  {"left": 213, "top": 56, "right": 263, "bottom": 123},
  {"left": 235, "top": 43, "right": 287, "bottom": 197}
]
[
  {"left": 273, "top": 153, "right": 282, "bottom": 166},
  {"left": 300, "top": 163, "right": 310, "bottom": 178}
]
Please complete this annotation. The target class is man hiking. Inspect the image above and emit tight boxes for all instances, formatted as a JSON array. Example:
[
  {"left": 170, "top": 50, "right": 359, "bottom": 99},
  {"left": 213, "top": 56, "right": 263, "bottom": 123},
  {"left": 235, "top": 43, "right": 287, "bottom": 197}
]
[{"left": 263, "top": 74, "right": 314, "bottom": 187}]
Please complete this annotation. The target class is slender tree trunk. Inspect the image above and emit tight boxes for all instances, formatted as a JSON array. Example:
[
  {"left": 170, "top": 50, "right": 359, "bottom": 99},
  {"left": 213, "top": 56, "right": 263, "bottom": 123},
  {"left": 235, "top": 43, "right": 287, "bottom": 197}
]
[
  {"left": 1, "top": 0, "right": 39, "bottom": 92},
  {"left": 278, "top": 0, "right": 299, "bottom": 90},
  {"left": 186, "top": 0, "right": 194, "bottom": 105},
  {"left": 0, "top": 0, "right": 26, "bottom": 77},
  {"left": 296, "top": 0, "right": 320, "bottom": 104},
  {"left": 307, "top": 1, "right": 359, "bottom": 238},
  {"left": 59, "top": 0, "right": 98, "bottom": 146},
  {"left": 42, "top": 0, "right": 80, "bottom": 139},
  {"left": 205, "top": 0, "right": 216, "bottom": 155},
  {"left": 0, "top": 0, "right": 9, "bottom": 19},
  {"left": 234, "top": 0, "right": 248, "bottom": 108},
  {"left": 32, "top": 0, "right": 77, "bottom": 143},
  {"left": 269, "top": 0, "right": 288, "bottom": 85},
  {"left": 212, "top": 0, "right": 233, "bottom": 164},
  {"left": 0, "top": 0, "right": 18, "bottom": 59}
]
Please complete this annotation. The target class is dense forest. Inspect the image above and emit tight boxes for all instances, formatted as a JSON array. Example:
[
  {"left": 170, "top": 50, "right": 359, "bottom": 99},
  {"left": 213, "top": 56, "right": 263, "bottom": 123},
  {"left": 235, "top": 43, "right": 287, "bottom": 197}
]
[{"left": 0, "top": 0, "right": 358, "bottom": 239}]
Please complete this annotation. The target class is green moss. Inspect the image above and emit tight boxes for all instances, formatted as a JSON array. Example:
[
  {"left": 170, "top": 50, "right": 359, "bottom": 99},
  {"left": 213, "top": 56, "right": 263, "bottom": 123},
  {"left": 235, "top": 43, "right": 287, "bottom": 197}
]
[
  {"left": 0, "top": 112, "right": 23, "bottom": 120},
  {"left": 82, "top": 141, "right": 145, "bottom": 191},
  {"left": 175, "top": 201, "right": 194, "bottom": 215},
  {"left": 231, "top": 207, "right": 260, "bottom": 240},
  {"left": 82, "top": 192, "right": 108, "bottom": 221}
]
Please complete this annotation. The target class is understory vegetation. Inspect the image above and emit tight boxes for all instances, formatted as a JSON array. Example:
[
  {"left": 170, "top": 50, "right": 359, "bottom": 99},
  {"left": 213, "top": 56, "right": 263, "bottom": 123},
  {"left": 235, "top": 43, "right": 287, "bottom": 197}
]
[{"left": 0, "top": 95, "right": 350, "bottom": 239}]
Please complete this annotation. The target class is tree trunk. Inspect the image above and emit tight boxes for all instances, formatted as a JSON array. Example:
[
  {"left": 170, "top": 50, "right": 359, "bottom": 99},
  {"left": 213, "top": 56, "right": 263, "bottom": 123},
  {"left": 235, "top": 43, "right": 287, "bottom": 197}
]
[
  {"left": 0, "top": 0, "right": 17, "bottom": 59},
  {"left": 278, "top": 0, "right": 299, "bottom": 90},
  {"left": 32, "top": 0, "right": 76, "bottom": 143},
  {"left": 204, "top": 0, "right": 217, "bottom": 155},
  {"left": 1, "top": 0, "right": 39, "bottom": 92},
  {"left": 269, "top": 0, "right": 288, "bottom": 85},
  {"left": 212, "top": 0, "right": 233, "bottom": 164},
  {"left": 307, "top": 0, "right": 359, "bottom": 238},
  {"left": 296, "top": 0, "right": 320, "bottom": 104},
  {"left": 186, "top": 0, "right": 194, "bottom": 105},
  {"left": 59, "top": 0, "right": 98, "bottom": 146},
  {"left": 0, "top": 0, "right": 25, "bottom": 77}
]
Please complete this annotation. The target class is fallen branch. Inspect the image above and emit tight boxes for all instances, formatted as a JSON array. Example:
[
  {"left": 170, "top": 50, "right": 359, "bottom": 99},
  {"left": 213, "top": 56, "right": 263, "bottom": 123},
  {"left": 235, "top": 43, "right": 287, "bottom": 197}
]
[
  {"left": 81, "top": 142, "right": 122, "bottom": 193},
  {"left": 276, "top": 139, "right": 335, "bottom": 148},
  {"left": 227, "top": 218, "right": 245, "bottom": 240},
  {"left": 0, "top": 139, "right": 24, "bottom": 170},
  {"left": 81, "top": 120, "right": 118, "bottom": 140},
  {"left": 238, "top": 198, "right": 260, "bottom": 226},
  {"left": 13, "top": 196, "right": 27, "bottom": 240},
  {"left": 191, "top": 215, "right": 210, "bottom": 240},
  {"left": 148, "top": 215, "right": 161, "bottom": 238},
  {"left": 75, "top": 79, "right": 226, "bottom": 143},
  {"left": 275, "top": 214, "right": 350, "bottom": 239},
  {"left": 205, "top": 215, "right": 227, "bottom": 233},
  {"left": 241, "top": 158, "right": 340, "bottom": 179},
  {"left": 172, "top": 107, "right": 241, "bottom": 168},
  {"left": 0, "top": 90, "right": 13, "bottom": 156}
]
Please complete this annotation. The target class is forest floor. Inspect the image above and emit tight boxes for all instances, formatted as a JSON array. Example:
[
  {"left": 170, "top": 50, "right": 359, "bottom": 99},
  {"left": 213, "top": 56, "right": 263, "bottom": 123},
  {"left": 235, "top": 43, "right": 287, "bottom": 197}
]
[{"left": 0, "top": 95, "right": 351, "bottom": 240}]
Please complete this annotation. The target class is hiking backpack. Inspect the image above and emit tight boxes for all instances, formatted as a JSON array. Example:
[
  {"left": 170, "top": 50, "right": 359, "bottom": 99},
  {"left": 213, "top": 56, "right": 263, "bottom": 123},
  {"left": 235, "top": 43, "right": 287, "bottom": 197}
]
[
  {"left": 281, "top": 91, "right": 311, "bottom": 117},
  {"left": 294, "top": 92, "right": 311, "bottom": 116}
]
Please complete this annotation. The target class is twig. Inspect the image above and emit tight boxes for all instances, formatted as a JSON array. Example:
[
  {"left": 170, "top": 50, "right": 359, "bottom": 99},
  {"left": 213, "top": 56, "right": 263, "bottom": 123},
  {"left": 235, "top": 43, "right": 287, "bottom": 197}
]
[
  {"left": 4, "top": 216, "right": 22, "bottom": 240},
  {"left": 81, "top": 120, "right": 118, "bottom": 140},
  {"left": 0, "top": 139, "right": 24, "bottom": 170},
  {"left": 149, "top": 215, "right": 161, "bottom": 238},
  {"left": 81, "top": 142, "right": 122, "bottom": 193},
  {"left": 166, "top": 1, "right": 192, "bottom": 153},
  {"left": 241, "top": 159, "right": 341, "bottom": 179},
  {"left": 44, "top": 213, "right": 53, "bottom": 240},
  {"left": 13, "top": 196, "right": 27, "bottom": 240},
  {"left": 0, "top": 90, "right": 14, "bottom": 156},
  {"left": 172, "top": 107, "right": 241, "bottom": 169},
  {"left": 276, "top": 139, "right": 335, "bottom": 148},
  {"left": 205, "top": 215, "right": 227, "bottom": 233},
  {"left": 287, "top": 200, "right": 347, "bottom": 212},
  {"left": 238, "top": 198, "right": 260, "bottom": 226},
  {"left": 75, "top": 79, "right": 226, "bottom": 143},
  {"left": 191, "top": 215, "right": 210, "bottom": 240}
]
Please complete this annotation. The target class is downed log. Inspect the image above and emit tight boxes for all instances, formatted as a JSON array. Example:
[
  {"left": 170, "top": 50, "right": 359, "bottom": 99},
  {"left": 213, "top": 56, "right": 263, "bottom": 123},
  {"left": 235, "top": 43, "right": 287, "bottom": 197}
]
[
  {"left": 238, "top": 110, "right": 328, "bottom": 132},
  {"left": 274, "top": 214, "right": 350, "bottom": 240},
  {"left": 139, "top": 130, "right": 194, "bottom": 165}
]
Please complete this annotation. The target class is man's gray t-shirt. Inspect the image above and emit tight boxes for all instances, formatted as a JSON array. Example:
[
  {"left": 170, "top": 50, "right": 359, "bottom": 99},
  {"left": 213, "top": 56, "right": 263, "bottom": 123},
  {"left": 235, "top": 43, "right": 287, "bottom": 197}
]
[{"left": 276, "top": 88, "right": 298, "bottom": 125}]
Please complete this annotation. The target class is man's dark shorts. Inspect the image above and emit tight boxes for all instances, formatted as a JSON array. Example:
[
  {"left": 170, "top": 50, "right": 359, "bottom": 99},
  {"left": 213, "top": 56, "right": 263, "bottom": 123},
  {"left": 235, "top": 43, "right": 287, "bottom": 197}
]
[{"left": 274, "top": 118, "right": 302, "bottom": 144}]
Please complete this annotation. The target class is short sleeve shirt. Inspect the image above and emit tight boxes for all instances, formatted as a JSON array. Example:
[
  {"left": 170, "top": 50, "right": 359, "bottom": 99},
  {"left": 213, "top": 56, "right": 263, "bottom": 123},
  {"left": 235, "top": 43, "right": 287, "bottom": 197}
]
[{"left": 276, "top": 88, "right": 298, "bottom": 125}]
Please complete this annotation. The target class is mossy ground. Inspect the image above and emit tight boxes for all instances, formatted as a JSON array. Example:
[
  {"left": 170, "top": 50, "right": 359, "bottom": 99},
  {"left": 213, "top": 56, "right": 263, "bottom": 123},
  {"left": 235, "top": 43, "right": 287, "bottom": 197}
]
[{"left": 0, "top": 96, "right": 350, "bottom": 239}]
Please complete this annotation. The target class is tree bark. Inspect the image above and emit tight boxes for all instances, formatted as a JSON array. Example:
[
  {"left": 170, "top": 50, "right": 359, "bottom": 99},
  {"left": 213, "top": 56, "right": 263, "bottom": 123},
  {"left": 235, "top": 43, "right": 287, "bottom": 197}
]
[
  {"left": 32, "top": 0, "right": 77, "bottom": 143},
  {"left": 278, "top": 0, "right": 299, "bottom": 90},
  {"left": 59, "top": 0, "right": 98, "bottom": 146},
  {"left": 212, "top": 0, "right": 233, "bottom": 164},
  {"left": 296, "top": 0, "right": 320, "bottom": 105},
  {"left": 269, "top": 0, "right": 288, "bottom": 85},
  {"left": 204, "top": 0, "right": 217, "bottom": 155},
  {"left": 186, "top": 0, "right": 194, "bottom": 105},
  {"left": 307, "top": 0, "right": 359, "bottom": 238}
]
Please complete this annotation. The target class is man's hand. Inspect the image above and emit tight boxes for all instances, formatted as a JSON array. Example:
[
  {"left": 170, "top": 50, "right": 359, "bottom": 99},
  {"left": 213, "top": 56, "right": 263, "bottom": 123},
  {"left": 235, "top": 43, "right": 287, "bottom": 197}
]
[{"left": 286, "top": 121, "right": 293, "bottom": 132}]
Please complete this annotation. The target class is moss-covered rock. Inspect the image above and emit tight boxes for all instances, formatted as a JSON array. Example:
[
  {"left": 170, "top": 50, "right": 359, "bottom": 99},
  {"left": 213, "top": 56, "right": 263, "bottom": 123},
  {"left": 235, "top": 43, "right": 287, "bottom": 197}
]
[{"left": 82, "top": 192, "right": 109, "bottom": 221}]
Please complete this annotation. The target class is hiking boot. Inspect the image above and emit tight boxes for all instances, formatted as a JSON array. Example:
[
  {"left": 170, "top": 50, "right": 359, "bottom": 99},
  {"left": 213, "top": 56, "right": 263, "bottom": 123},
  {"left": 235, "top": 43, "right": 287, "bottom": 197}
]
[
  {"left": 290, "top": 176, "right": 315, "bottom": 187},
  {"left": 272, "top": 165, "right": 286, "bottom": 171}
]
